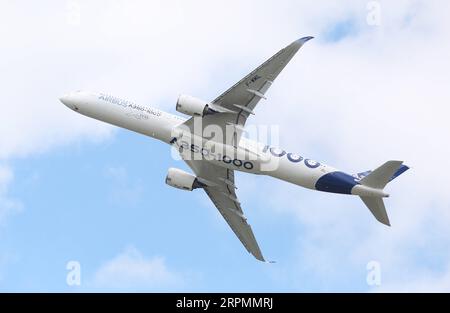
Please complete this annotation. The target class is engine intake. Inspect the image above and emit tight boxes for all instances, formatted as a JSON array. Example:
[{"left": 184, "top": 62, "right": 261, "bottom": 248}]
[
  {"left": 165, "top": 168, "right": 206, "bottom": 191},
  {"left": 176, "top": 95, "right": 217, "bottom": 117}
]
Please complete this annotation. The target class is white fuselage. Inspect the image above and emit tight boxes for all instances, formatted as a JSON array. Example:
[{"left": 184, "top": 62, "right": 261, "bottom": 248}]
[{"left": 60, "top": 91, "right": 383, "bottom": 197}]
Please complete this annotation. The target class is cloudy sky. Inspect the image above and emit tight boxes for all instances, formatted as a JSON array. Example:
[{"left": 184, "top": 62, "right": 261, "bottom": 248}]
[{"left": 1, "top": 0, "right": 450, "bottom": 292}]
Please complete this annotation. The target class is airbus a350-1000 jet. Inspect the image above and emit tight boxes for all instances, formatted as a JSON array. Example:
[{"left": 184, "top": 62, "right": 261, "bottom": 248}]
[{"left": 60, "top": 36, "right": 409, "bottom": 261}]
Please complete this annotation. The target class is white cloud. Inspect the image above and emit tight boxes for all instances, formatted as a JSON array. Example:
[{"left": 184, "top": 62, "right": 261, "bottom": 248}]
[{"left": 91, "top": 246, "right": 183, "bottom": 290}]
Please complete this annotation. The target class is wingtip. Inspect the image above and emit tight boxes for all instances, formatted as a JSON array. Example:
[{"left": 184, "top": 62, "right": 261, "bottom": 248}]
[
  {"left": 255, "top": 255, "right": 266, "bottom": 262},
  {"left": 254, "top": 254, "right": 276, "bottom": 264},
  {"left": 297, "top": 36, "right": 314, "bottom": 45}
]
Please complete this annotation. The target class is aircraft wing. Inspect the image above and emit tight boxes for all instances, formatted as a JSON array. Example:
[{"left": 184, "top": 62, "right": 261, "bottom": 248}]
[
  {"left": 183, "top": 158, "right": 265, "bottom": 261},
  {"left": 181, "top": 36, "right": 313, "bottom": 146}
]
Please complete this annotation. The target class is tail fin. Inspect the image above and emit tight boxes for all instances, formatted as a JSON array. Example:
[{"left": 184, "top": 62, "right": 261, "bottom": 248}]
[
  {"left": 354, "top": 164, "right": 409, "bottom": 183},
  {"left": 357, "top": 161, "right": 408, "bottom": 226},
  {"left": 360, "top": 160, "right": 404, "bottom": 189}
]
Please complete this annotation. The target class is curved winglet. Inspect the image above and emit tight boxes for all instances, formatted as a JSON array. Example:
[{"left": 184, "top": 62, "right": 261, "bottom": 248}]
[{"left": 297, "top": 36, "right": 314, "bottom": 45}]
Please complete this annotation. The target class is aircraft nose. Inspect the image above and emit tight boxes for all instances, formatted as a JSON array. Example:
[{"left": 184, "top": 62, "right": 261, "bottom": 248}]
[
  {"left": 59, "top": 94, "right": 68, "bottom": 104},
  {"left": 59, "top": 92, "right": 77, "bottom": 110}
]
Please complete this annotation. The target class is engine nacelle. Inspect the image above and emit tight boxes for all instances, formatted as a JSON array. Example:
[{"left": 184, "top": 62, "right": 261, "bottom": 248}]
[
  {"left": 176, "top": 95, "right": 216, "bottom": 117},
  {"left": 165, "top": 168, "right": 205, "bottom": 191}
]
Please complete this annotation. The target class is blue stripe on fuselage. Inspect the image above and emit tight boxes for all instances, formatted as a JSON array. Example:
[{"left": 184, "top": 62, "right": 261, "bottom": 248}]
[{"left": 315, "top": 171, "right": 359, "bottom": 195}]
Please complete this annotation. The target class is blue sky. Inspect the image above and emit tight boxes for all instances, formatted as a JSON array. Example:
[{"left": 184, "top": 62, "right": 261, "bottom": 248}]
[{"left": 1, "top": 1, "right": 450, "bottom": 292}]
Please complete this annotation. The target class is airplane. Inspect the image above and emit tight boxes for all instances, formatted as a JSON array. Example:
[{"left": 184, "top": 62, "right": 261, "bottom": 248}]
[{"left": 60, "top": 36, "right": 409, "bottom": 262}]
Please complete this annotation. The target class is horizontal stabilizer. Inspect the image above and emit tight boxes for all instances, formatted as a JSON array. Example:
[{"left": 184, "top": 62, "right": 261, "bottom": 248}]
[{"left": 360, "top": 196, "right": 390, "bottom": 226}]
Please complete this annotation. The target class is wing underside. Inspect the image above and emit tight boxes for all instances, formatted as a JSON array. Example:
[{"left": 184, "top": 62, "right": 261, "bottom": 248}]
[{"left": 183, "top": 158, "right": 265, "bottom": 261}]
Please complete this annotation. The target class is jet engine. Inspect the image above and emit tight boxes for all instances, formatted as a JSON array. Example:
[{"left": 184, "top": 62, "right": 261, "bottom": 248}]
[
  {"left": 165, "top": 168, "right": 206, "bottom": 191},
  {"left": 176, "top": 95, "right": 217, "bottom": 117}
]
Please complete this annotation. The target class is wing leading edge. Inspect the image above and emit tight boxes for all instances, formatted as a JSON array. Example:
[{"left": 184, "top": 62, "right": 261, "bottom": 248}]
[{"left": 181, "top": 36, "right": 314, "bottom": 146}]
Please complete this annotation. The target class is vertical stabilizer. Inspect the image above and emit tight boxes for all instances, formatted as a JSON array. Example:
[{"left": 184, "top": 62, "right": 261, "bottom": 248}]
[{"left": 360, "top": 161, "right": 404, "bottom": 189}]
